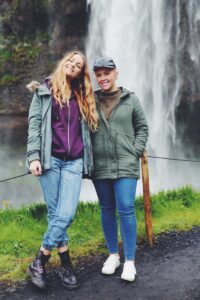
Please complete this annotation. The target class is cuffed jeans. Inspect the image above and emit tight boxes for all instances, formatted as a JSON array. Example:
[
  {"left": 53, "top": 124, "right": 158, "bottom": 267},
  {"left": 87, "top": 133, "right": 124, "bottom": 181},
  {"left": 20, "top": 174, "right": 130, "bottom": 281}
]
[
  {"left": 39, "top": 156, "right": 83, "bottom": 251},
  {"left": 93, "top": 178, "right": 137, "bottom": 260}
]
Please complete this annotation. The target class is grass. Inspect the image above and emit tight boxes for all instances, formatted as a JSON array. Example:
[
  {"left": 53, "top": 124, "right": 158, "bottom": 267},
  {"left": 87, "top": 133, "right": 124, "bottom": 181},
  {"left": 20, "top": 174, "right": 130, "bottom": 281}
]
[{"left": 0, "top": 185, "right": 200, "bottom": 283}]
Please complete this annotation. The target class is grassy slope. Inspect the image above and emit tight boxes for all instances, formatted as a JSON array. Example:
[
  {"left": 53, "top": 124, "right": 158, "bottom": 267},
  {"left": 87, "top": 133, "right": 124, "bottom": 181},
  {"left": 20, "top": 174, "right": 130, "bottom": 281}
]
[{"left": 0, "top": 185, "right": 200, "bottom": 282}]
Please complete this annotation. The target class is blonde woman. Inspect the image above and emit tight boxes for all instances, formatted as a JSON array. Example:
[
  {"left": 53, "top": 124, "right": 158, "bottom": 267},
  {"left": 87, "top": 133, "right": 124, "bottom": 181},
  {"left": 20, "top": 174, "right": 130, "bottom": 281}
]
[{"left": 26, "top": 51, "right": 98, "bottom": 290}]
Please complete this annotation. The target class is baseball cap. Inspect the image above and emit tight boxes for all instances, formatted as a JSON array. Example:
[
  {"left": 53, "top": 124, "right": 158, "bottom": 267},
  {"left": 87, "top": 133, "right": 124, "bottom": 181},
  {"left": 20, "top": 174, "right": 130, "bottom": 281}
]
[{"left": 93, "top": 56, "right": 116, "bottom": 71}]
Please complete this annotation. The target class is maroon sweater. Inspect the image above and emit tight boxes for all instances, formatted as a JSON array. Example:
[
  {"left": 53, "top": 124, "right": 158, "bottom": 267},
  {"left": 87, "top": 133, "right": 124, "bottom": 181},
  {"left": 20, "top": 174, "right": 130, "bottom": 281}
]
[{"left": 51, "top": 96, "right": 84, "bottom": 160}]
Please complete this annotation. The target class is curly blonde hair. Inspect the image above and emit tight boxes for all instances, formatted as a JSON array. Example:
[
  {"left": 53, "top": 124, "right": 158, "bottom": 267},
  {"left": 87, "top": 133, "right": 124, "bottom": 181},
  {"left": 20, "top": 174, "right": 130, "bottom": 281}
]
[{"left": 50, "top": 51, "right": 98, "bottom": 131}]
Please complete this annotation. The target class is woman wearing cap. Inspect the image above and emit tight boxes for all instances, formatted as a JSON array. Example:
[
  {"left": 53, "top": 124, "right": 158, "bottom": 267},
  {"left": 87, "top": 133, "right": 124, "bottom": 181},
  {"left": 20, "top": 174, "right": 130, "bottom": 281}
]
[
  {"left": 91, "top": 56, "right": 148, "bottom": 282},
  {"left": 26, "top": 50, "right": 98, "bottom": 290}
]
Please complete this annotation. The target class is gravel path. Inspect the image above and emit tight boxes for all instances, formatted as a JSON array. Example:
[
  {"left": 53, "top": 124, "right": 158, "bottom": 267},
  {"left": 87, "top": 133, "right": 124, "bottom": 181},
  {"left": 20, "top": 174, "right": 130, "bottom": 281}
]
[{"left": 1, "top": 227, "right": 200, "bottom": 300}]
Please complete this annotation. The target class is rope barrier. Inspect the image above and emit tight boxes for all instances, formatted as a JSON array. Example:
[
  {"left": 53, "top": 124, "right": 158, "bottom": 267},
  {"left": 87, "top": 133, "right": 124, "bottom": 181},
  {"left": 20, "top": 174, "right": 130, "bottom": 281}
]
[
  {"left": 0, "top": 154, "right": 200, "bottom": 183},
  {"left": 148, "top": 155, "right": 200, "bottom": 163},
  {"left": 0, "top": 173, "right": 29, "bottom": 183}
]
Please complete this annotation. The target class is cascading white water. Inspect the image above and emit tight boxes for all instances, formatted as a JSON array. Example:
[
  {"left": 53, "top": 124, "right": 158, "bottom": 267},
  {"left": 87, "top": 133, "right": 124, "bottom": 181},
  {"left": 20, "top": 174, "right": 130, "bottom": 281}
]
[{"left": 87, "top": 0, "right": 200, "bottom": 192}]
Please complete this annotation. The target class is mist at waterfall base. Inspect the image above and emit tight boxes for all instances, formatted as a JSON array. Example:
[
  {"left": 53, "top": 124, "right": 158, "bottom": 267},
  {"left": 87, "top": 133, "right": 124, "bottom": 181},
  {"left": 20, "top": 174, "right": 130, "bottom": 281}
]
[
  {"left": 0, "top": 150, "right": 98, "bottom": 209},
  {"left": 87, "top": 0, "right": 200, "bottom": 193},
  {"left": 0, "top": 115, "right": 97, "bottom": 208}
]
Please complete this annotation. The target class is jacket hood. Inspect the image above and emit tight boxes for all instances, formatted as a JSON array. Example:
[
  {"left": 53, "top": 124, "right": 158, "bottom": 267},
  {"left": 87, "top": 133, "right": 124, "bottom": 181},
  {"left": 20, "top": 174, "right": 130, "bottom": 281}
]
[{"left": 26, "top": 81, "right": 51, "bottom": 96}]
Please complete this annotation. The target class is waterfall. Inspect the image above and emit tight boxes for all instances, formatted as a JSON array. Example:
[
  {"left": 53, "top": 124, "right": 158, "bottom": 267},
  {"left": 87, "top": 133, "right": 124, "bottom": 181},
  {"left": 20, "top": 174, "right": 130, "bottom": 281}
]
[{"left": 87, "top": 0, "right": 200, "bottom": 192}]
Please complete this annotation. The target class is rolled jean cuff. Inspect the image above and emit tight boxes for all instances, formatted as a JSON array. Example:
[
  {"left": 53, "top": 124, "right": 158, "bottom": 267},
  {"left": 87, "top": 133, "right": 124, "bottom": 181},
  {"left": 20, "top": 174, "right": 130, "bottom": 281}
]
[
  {"left": 41, "top": 241, "right": 68, "bottom": 251},
  {"left": 57, "top": 241, "right": 67, "bottom": 249},
  {"left": 41, "top": 243, "right": 55, "bottom": 251}
]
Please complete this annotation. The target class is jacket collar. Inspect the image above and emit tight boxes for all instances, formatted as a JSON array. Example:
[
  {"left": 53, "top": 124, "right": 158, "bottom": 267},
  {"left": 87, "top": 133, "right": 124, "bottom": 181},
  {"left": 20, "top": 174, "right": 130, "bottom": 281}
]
[
  {"left": 37, "top": 84, "right": 51, "bottom": 96},
  {"left": 94, "top": 87, "right": 133, "bottom": 102}
]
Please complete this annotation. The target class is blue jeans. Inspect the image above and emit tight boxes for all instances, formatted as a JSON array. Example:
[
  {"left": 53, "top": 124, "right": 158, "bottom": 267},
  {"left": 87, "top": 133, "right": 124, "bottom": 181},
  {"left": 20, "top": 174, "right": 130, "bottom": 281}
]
[
  {"left": 93, "top": 178, "right": 137, "bottom": 260},
  {"left": 39, "top": 156, "right": 83, "bottom": 251}
]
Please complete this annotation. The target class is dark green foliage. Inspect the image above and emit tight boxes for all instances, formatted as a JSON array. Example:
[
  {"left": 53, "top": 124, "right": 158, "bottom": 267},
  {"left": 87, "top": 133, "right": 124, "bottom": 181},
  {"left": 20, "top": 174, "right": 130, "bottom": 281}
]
[
  {"left": 28, "top": 203, "right": 47, "bottom": 220},
  {"left": 77, "top": 202, "right": 100, "bottom": 214},
  {"left": 150, "top": 185, "right": 199, "bottom": 216},
  {"left": 0, "top": 74, "right": 20, "bottom": 86},
  {"left": 135, "top": 185, "right": 200, "bottom": 217}
]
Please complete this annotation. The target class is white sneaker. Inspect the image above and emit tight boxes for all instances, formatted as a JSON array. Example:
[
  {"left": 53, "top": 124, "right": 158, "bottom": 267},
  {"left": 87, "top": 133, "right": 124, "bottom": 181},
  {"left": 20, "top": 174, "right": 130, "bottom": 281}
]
[
  {"left": 121, "top": 261, "right": 137, "bottom": 282},
  {"left": 101, "top": 254, "right": 120, "bottom": 275}
]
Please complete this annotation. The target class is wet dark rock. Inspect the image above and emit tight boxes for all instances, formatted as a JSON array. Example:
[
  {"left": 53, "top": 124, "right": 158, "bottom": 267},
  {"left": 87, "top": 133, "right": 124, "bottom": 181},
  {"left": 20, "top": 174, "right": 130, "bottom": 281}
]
[
  {"left": 0, "top": 0, "right": 88, "bottom": 114},
  {"left": 5, "top": 287, "right": 16, "bottom": 293}
]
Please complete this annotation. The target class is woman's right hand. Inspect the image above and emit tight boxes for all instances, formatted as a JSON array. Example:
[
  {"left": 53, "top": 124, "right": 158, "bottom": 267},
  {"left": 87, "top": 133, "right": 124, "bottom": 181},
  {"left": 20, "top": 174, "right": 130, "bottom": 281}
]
[{"left": 29, "top": 160, "right": 42, "bottom": 176}]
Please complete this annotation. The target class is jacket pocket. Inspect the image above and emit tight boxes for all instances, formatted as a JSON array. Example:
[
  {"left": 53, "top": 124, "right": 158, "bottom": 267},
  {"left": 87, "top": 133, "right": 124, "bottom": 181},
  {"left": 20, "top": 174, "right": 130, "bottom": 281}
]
[{"left": 115, "top": 132, "right": 136, "bottom": 157}]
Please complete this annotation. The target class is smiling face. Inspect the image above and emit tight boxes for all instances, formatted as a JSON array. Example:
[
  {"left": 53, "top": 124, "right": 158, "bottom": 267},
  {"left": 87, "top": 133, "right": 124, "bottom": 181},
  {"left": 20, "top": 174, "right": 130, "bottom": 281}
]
[
  {"left": 64, "top": 53, "right": 85, "bottom": 80},
  {"left": 94, "top": 68, "right": 118, "bottom": 93}
]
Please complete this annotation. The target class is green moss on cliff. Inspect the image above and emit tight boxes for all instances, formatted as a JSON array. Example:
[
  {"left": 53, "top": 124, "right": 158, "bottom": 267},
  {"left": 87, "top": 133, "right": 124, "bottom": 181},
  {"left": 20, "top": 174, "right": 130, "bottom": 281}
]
[
  {"left": 0, "top": 35, "right": 43, "bottom": 87},
  {"left": 0, "top": 74, "right": 20, "bottom": 86},
  {"left": 0, "top": 0, "right": 53, "bottom": 87}
]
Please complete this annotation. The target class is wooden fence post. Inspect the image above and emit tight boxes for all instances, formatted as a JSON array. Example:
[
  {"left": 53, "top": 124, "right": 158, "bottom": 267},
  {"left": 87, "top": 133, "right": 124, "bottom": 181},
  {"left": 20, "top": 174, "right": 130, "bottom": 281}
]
[{"left": 141, "top": 150, "right": 154, "bottom": 246}]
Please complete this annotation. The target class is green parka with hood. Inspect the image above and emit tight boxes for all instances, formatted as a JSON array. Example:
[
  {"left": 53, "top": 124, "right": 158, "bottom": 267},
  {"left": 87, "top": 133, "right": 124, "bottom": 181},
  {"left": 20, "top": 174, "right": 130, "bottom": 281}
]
[{"left": 91, "top": 87, "right": 148, "bottom": 179}]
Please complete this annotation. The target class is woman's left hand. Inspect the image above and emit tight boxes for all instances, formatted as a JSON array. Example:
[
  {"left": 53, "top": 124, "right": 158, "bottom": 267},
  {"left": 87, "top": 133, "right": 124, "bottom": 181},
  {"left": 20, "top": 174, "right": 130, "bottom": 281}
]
[{"left": 29, "top": 160, "right": 42, "bottom": 176}]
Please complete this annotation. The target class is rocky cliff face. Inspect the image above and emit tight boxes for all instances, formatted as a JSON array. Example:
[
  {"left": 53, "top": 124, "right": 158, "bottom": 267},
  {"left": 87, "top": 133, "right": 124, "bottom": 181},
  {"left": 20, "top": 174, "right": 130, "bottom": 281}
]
[
  {"left": 0, "top": 0, "right": 88, "bottom": 114},
  {"left": 173, "top": 1, "right": 200, "bottom": 157}
]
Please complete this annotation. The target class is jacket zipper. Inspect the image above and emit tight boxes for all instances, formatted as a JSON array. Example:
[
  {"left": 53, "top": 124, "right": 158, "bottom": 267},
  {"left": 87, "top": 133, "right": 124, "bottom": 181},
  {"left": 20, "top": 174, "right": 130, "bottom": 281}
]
[
  {"left": 97, "top": 96, "right": 127, "bottom": 167},
  {"left": 96, "top": 102, "right": 117, "bottom": 162},
  {"left": 67, "top": 103, "right": 71, "bottom": 156},
  {"left": 96, "top": 102, "right": 111, "bottom": 132},
  {"left": 42, "top": 98, "right": 52, "bottom": 166},
  {"left": 97, "top": 96, "right": 127, "bottom": 131},
  {"left": 108, "top": 96, "right": 126, "bottom": 123}
]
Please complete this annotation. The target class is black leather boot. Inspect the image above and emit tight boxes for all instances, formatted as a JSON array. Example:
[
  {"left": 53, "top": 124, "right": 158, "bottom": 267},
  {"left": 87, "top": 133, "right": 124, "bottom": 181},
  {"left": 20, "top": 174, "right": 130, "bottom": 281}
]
[
  {"left": 58, "top": 250, "right": 79, "bottom": 290},
  {"left": 27, "top": 250, "right": 50, "bottom": 289}
]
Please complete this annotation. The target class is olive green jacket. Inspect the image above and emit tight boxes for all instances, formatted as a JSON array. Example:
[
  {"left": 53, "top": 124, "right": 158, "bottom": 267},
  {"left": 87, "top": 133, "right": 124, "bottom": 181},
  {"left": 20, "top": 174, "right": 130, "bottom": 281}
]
[
  {"left": 91, "top": 87, "right": 148, "bottom": 179},
  {"left": 26, "top": 82, "right": 93, "bottom": 176}
]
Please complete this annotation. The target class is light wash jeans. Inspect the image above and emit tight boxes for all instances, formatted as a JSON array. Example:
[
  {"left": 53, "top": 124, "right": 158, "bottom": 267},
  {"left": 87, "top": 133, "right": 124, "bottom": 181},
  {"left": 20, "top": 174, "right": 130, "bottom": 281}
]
[
  {"left": 39, "top": 156, "right": 83, "bottom": 251},
  {"left": 93, "top": 178, "right": 137, "bottom": 260}
]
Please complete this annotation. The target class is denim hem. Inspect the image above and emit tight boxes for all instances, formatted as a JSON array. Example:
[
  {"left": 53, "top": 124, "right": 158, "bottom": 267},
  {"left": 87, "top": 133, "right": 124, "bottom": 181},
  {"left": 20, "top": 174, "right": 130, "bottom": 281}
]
[
  {"left": 41, "top": 242, "right": 68, "bottom": 251},
  {"left": 109, "top": 250, "right": 119, "bottom": 254},
  {"left": 57, "top": 242, "right": 67, "bottom": 249},
  {"left": 125, "top": 256, "right": 135, "bottom": 260},
  {"left": 41, "top": 243, "right": 55, "bottom": 251}
]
